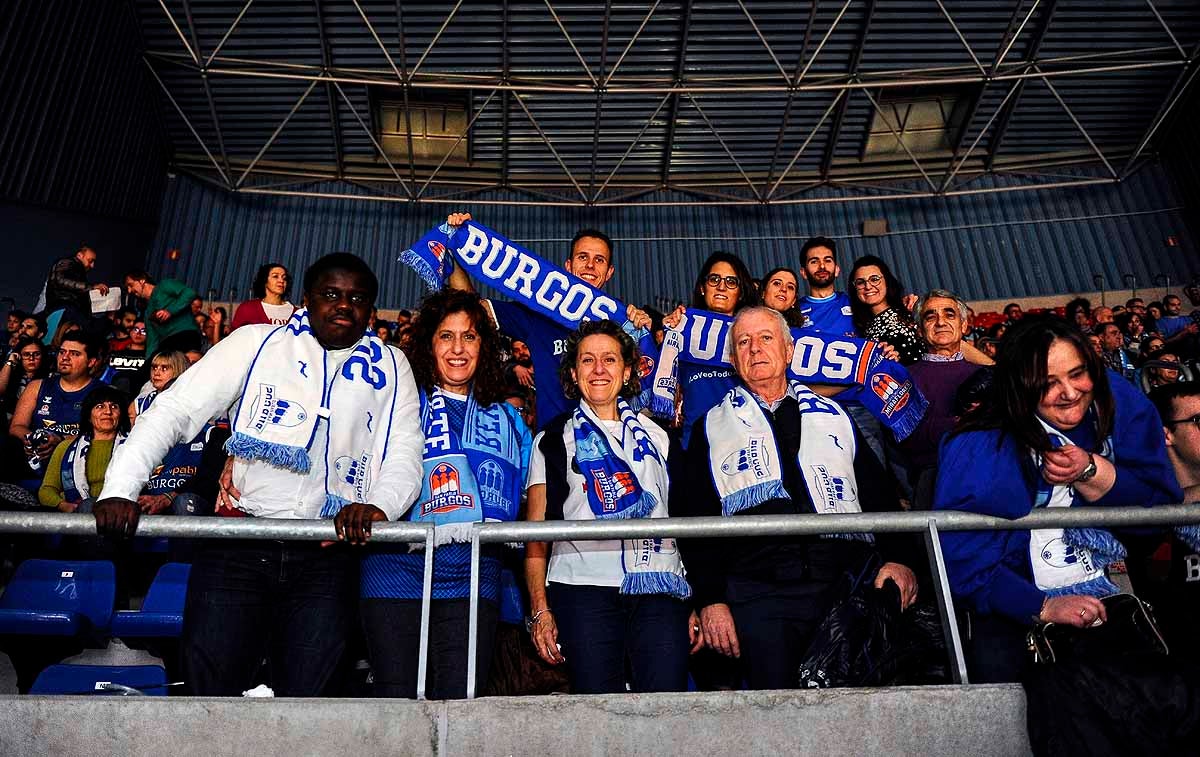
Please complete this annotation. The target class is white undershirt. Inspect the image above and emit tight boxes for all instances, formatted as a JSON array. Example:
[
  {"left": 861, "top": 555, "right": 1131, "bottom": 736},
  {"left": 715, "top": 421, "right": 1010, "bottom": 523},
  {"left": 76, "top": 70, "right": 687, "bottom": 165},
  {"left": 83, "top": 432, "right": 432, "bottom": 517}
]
[{"left": 261, "top": 301, "right": 295, "bottom": 325}]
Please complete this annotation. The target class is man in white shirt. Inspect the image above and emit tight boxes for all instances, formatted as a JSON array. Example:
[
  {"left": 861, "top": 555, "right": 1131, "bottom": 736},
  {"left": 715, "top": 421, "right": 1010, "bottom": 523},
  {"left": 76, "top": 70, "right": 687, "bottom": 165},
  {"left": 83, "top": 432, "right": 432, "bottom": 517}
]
[{"left": 95, "top": 253, "right": 423, "bottom": 696}]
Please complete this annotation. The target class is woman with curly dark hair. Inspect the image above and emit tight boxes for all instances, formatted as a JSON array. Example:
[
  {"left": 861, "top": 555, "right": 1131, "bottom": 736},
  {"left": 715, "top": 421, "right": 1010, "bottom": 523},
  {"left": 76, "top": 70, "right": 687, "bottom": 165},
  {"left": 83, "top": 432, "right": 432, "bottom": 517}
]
[
  {"left": 847, "top": 255, "right": 923, "bottom": 365},
  {"left": 230, "top": 263, "right": 296, "bottom": 330},
  {"left": 524, "top": 319, "right": 698, "bottom": 694},
  {"left": 359, "top": 288, "right": 531, "bottom": 699}
]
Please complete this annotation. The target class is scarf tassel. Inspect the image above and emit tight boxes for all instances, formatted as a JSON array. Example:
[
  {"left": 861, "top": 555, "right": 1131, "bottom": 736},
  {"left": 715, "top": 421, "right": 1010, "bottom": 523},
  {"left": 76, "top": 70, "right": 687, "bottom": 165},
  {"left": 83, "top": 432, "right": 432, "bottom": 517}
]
[
  {"left": 721, "top": 481, "right": 788, "bottom": 517},
  {"left": 621, "top": 571, "right": 692, "bottom": 601},
  {"left": 226, "top": 432, "right": 313, "bottom": 474},
  {"left": 593, "top": 492, "right": 659, "bottom": 521},
  {"left": 885, "top": 391, "right": 929, "bottom": 442},
  {"left": 399, "top": 247, "right": 445, "bottom": 292},
  {"left": 319, "top": 494, "right": 350, "bottom": 519},
  {"left": 1063, "top": 527, "right": 1127, "bottom": 567}
]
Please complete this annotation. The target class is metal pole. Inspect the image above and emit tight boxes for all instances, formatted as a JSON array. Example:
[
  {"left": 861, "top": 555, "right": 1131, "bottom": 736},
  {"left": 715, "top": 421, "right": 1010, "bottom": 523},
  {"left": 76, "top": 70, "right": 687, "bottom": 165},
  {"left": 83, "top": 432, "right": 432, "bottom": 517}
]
[
  {"left": 466, "top": 530, "right": 482, "bottom": 700},
  {"left": 416, "top": 528, "right": 435, "bottom": 701},
  {"left": 925, "top": 521, "right": 968, "bottom": 684}
]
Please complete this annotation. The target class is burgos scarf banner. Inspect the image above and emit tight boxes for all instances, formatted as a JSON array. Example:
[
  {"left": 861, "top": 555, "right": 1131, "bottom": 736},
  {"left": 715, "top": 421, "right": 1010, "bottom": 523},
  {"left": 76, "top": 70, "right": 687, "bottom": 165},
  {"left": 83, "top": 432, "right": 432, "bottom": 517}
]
[{"left": 400, "top": 221, "right": 660, "bottom": 409}]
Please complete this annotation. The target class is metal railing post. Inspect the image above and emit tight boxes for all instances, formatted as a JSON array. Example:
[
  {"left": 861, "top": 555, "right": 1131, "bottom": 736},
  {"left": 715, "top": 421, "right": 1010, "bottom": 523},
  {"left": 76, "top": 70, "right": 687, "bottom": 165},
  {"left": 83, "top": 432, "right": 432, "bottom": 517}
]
[
  {"left": 925, "top": 519, "right": 969, "bottom": 684},
  {"left": 466, "top": 528, "right": 482, "bottom": 699},
  {"left": 416, "top": 528, "right": 435, "bottom": 701}
]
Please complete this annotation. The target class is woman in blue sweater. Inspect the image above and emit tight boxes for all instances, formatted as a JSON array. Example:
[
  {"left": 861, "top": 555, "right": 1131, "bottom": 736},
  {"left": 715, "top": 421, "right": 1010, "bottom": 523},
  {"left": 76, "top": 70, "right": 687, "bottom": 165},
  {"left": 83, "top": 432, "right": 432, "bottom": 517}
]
[{"left": 934, "top": 316, "right": 1181, "bottom": 682}]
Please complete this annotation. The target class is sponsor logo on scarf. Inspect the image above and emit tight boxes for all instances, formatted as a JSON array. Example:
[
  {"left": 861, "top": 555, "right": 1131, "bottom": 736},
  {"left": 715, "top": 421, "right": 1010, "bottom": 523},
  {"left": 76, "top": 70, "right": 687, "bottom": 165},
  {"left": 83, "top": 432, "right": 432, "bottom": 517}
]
[
  {"left": 250, "top": 383, "right": 308, "bottom": 431},
  {"left": 721, "top": 437, "right": 771, "bottom": 478},
  {"left": 870, "top": 372, "right": 912, "bottom": 417},
  {"left": 422, "top": 461, "right": 475, "bottom": 516},
  {"left": 334, "top": 452, "right": 373, "bottom": 502}
]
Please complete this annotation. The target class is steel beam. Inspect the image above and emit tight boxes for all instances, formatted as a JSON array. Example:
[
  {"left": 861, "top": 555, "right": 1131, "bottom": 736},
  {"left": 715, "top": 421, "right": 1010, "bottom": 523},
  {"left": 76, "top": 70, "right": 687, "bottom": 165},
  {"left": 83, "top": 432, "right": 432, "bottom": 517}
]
[
  {"left": 685, "top": 94, "right": 764, "bottom": 201},
  {"left": 416, "top": 88, "right": 500, "bottom": 199},
  {"left": 205, "top": 0, "right": 255, "bottom": 68},
  {"left": 987, "top": 0, "right": 1058, "bottom": 170},
  {"left": 542, "top": 0, "right": 598, "bottom": 87},
  {"left": 513, "top": 95, "right": 589, "bottom": 202},
  {"left": 604, "top": 0, "right": 661, "bottom": 87},
  {"left": 820, "top": 0, "right": 876, "bottom": 180},
  {"left": 144, "top": 58, "right": 231, "bottom": 186},
  {"left": 588, "top": 1, "right": 612, "bottom": 202},
  {"left": 736, "top": 0, "right": 790, "bottom": 84},
  {"left": 594, "top": 93, "right": 673, "bottom": 201},
  {"left": 182, "top": 0, "right": 234, "bottom": 186},
  {"left": 659, "top": 0, "right": 694, "bottom": 189},
  {"left": 409, "top": 0, "right": 465, "bottom": 80},
  {"left": 1119, "top": 42, "right": 1200, "bottom": 177},
  {"left": 858, "top": 86, "right": 940, "bottom": 192},
  {"left": 797, "top": 0, "right": 855, "bottom": 83},
  {"left": 1036, "top": 69, "right": 1117, "bottom": 178},
  {"left": 934, "top": 0, "right": 987, "bottom": 76},
  {"left": 236, "top": 78, "right": 320, "bottom": 187},
  {"left": 769, "top": 90, "right": 845, "bottom": 198},
  {"left": 1144, "top": 0, "right": 1187, "bottom": 60},
  {"left": 332, "top": 81, "right": 413, "bottom": 197},
  {"left": 394, "top": 2, "right": 418, "bottom": 191},
  {"left": 764, "top": 0, "right": 819, "bottom": 188},
  {"left": 313, "top": 0, "right": 345, "bottom": 178}
]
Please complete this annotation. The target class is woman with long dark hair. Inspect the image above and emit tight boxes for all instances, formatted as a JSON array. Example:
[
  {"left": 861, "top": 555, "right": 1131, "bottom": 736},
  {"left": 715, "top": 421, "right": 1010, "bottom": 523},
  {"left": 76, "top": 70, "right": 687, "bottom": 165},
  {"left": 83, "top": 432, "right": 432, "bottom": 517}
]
[
  {"left": 0, "top": 337, "right": 49, "bottom": 423},
  {"left": 231, "top": 263, "right": 295, "bottom": 330},
  {"left": 847, "top": 255, "right": 923, "bottom": 365},
  {"left": 934, "top": 315, "right": 1181, "bottom": 683},
  {"left": 359, "top": 288, "right": 531, "bottom": 699},
  {"left": 761, "top": 266, "right": 806, "bottom": 327}
]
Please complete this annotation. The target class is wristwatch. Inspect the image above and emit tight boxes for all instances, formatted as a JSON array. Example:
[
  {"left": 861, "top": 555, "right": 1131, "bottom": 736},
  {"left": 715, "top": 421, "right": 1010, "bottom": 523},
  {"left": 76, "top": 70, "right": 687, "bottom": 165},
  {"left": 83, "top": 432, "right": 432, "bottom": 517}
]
[{"left": 1075, "top": 453, "right": 1098, "bottom": 483}]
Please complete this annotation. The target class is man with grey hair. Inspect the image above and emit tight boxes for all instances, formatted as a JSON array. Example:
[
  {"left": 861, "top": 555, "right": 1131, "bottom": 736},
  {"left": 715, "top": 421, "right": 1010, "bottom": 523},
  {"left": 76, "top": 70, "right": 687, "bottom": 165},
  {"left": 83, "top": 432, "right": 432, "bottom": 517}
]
[
  {"left": 898, "top": 289, "right": 986, "bottom": 509},
  {"left": 677, "top": 306, "right": 919, "bottom": 689}
]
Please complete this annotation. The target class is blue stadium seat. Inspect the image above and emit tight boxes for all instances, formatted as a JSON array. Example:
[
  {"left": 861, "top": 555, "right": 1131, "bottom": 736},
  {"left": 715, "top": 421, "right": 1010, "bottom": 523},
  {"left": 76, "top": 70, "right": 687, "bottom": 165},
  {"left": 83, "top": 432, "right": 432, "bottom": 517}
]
[
  {"left": 29, "top": 664, "right": 168, "bottom": 695},
  {"left": 111, "top": 562, "right": 190, "bottom": 638},
  {"left": 0, "top": 560, "right": 116, "bottom": 636}
]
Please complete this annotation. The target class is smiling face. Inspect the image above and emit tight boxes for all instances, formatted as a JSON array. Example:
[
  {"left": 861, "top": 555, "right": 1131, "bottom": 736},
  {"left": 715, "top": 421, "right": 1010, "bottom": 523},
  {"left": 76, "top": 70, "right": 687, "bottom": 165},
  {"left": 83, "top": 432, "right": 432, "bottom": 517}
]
[
  {"left": 764, "top": 271, "right": 798, "bottom": 313},
  {"left": 305, "top": 269, "right": 373, "bottom": 350},
  {"left": 432, "top": 311, "right": 480, "bottom": 394},
  {"left": 571, "top": 333, "right": 630, "bottom": 411},
  {"left": 851, "top": 265, "right": 887, "bottom": 310},
  {"left": 702, "top": 261, "right": 741, "bottom": 315},
  {"left": 731, "top": 309, "right": 793, "bottom": 395},
  {"left": 564, "top": 236, "right": 614, "bottom": 289},
  {"left": 1038, "top": 339, "right": 1094, "bottom": 431},
  {"left": 918, "top": 296, "right": 967, "bottom": 354}
]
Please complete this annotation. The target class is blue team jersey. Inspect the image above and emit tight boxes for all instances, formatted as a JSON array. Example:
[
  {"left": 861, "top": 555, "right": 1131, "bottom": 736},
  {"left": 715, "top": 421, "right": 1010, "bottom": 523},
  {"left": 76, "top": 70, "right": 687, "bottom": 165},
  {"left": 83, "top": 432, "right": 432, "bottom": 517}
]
[
  {"left": 680, "top": 363, "right": 738, "bottom": 449},
  {"left": 490, "top": 300, "right": 572, "bottom": 430},
  {"left": 1157, "top": 314, "right": 1191, "bottom": 339},
  {"left": 799, "top": 292, "right": 856, "bottom": 336}
]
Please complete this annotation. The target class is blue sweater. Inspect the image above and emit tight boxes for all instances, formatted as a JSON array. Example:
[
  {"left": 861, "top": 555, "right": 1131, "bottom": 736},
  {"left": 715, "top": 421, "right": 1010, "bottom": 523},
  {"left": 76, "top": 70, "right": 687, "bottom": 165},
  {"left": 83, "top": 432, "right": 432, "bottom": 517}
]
[{"left": 933, "top": 370, "right": 1182, "bottom": 623}]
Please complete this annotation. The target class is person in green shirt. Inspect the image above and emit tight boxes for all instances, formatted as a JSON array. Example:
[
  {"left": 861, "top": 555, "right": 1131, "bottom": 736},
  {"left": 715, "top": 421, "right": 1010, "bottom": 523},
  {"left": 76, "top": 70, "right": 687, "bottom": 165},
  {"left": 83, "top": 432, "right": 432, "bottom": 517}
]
[
  {"left": 123, "top": 271, "right": 202, "bottom": 356},
  {"left": 39, "top": 385, "right": 129, "bottom": 511}
]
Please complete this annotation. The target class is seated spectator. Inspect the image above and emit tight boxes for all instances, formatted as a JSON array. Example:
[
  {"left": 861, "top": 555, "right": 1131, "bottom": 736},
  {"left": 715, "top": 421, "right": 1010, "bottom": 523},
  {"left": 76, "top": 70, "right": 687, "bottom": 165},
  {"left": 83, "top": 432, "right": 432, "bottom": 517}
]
[
  {"left": 986, "top": 322, "right": 1007, "bottom": 344},
  {"left": 1115, "top": 310, "right": 1145, "bottom": 354},
  {"left": 107, "top": 307, "right": 139, "bottom": 351},
  {"left": 123, "top": 271, "right": 201, "bottom": 355},
  {"left": 934, "top": 316, "right": 1181, "bottom": 683},
  {"left": 130, "top": 350, "right": 190, "bottom": 425},
  {"left": 504, "top": 385, "right": 536, "bottom": 433},
  {"left": 19, "top": 313, "right": 47, "bottom": 345},
  {"left": 898, "top": 290, "right": 985, "bottom": 510},
  {"left": 1147, "top": 300, "right": 1164, "bottom": 332},
  {"left": 4, "top": 309, "right": 27, "bottom": 354},
  {"left": 207, "top": 306, "right": 228, "bottom": 347},
  {"left": 761, "top": 266, "right": 805, "bottom": 327},
  {"left": 1096, "top": 322, "right": 1136, "bottom": 381},
  {"left": 679, "top": 307, "right": 918, "bottom": 690},
  {"left": 848, "top": 255, "right": 923, "bottom": 365},
  {"left": 1003, "top": 302, "right": 1023, "bottom": 323},
  {"left": 10, "top": 329, "right": 103, "bottom": 472},
  {"left": 0, "top": 338, "right": 49, "bottom": 424},
  {"left": 1065, "top": 297, "right": 1091, "bottom": 333},
  {"left": 1091, "top": 305, "right": 1113, "bottom": 327},
  {"left": 359, "top": 289, "right": 530, "bottom": 699},
  {"left": 1141, "top": 350, "right": 1185, "bottom": 393},
  {"left": 1158, "top": 294, "right": 1193, "bottom": 340},
  {"left": 1086, "top": 332, "right": 1103, "bottom": 357},
  {"left": 38, "top": 385, "right": 128, "bottom": 512},
  {"left": 1139, "top": 334, "right": 1166, "bottom": 362},
  {"left": 526, "top": 319, "right": 695, "bottom": 694},
  {"left": 107, "top": 319, "right": 148, "bottom": 396},
  {"left": 375, "top": 323, "right": 393, "bottom": 343},
  {"left": 232, "top": 263, "right": 296, "bottom": 330}
]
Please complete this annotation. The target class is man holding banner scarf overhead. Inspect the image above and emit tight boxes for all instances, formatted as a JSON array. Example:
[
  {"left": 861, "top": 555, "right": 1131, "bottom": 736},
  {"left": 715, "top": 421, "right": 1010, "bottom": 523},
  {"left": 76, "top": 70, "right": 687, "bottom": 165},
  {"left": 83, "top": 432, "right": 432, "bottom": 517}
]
[{"left": 398, "top": 213, "right": 654, "bottom": 431}]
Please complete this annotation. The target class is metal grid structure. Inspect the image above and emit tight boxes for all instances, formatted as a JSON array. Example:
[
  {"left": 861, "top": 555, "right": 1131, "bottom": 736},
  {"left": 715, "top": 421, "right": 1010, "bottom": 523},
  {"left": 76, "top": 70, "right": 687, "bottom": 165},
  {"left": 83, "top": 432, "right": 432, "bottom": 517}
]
[{"left": 132, "top": 1, "right": 1200, "bottom": 208}]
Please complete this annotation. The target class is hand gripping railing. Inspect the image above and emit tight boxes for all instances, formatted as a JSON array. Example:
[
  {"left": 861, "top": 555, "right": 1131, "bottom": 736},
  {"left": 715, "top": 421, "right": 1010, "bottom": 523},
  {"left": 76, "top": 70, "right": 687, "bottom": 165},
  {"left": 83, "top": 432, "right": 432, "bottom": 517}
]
[
  {"left": 0, "top": 514, "right": 438, "bottom": 700},
  {"left": 463, "top": 504, "right": 1200, "bottom": 698}
]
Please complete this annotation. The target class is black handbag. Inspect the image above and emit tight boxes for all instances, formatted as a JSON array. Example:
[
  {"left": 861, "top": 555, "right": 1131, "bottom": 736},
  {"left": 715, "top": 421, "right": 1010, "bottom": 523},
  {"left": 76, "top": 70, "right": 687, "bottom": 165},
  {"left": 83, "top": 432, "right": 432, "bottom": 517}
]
[{"left": 1026, "top": 593, "right": 1169, "bottom": 664}]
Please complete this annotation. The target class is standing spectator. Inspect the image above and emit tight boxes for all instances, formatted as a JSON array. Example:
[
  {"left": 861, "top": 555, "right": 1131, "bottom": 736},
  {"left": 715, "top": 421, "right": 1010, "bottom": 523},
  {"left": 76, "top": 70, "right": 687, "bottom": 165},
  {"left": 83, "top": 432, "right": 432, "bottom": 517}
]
[
  {"left": 525, "top": 320, "right": 695, "bottom": 694},
  {"left": 123, "top": 271, "right": 201, "bottom": 356},
  {"left": 798, "top": 237, "right": 855, "bottom": 336},
  {"left": 0, "top": 338, "right": 49, "bottom": 423},
  {"left": 1003, "top": 302, "right": 1023, "bottom": 322},
  {"left": 107, "top": 307, "right": 139, "bottom": 351},
  {"left": 38, "top": 246, "right": 108, "bottom": 321},
  {"left": 761, "top": 266, "right": 805, "bottom": 327},
  {"left": 231, "top": 263, "right": 296, "bottom": 330},
  {"left": 506, "top": 338, "right": 534, "bottom": 391},
  {"left": 1097, "top": 322, "right": 1135, "bottom": 381},
  {"left": 19, "top": 314, "right": 47, "bottom": 345},
  {"left": 898, "top": 290, "right": 985, "bottom": 510},
  {"left": 94, "top": 253, "right": 424, "bottom": 697},
  {"left": 10, "top": 330, "right": 102, "bottom": 471},
  {"left": 847, "top": 255, "right": 923, "bottom": 365}
]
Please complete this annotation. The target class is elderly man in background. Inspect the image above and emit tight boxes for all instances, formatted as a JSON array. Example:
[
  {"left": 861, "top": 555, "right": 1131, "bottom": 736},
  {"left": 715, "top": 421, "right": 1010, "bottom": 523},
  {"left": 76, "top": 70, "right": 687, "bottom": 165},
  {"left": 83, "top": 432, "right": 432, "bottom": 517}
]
[{"left": 677, "top": 306, "right": 919, "bottom": 690}]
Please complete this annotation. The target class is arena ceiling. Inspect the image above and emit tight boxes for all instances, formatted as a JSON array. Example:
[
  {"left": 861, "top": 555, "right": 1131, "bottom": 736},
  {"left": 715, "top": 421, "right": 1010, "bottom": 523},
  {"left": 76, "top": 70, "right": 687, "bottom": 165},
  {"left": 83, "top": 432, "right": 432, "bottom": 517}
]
[{"left": 133, "top": 0, "right": 1200, "bottom": 207}]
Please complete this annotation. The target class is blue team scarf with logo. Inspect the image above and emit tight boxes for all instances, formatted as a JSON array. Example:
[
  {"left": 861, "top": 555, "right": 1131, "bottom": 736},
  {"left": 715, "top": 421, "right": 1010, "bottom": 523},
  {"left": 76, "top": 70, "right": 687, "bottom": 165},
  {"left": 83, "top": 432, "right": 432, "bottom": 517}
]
[
  {"left": 399, "top": 222, "right": 660, "bottom": 410},
  {"left": 62, "top": 434, "right": 126, "bottom": 503},
  {"left": 409, "top": 387, "right": 523, "bottom": 541},
  {"left": 226, "top": 309, "right": 401, "bottom": 518},
  {"left": 655, "top": 308, "right": 927, "bottom": 440},
  {"left": 572, "top": 399, "right": 664, "bottom": 521}
]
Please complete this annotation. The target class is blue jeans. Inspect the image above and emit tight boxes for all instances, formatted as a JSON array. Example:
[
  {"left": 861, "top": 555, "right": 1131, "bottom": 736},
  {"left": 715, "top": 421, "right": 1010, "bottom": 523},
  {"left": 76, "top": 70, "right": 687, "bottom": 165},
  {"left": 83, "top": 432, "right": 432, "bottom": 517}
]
[
  {"left": 181, "top": 539, "right": 354, "bottom": 696},
  {"left": 548, "top": 582, "right": 690, "bottom": 694}
]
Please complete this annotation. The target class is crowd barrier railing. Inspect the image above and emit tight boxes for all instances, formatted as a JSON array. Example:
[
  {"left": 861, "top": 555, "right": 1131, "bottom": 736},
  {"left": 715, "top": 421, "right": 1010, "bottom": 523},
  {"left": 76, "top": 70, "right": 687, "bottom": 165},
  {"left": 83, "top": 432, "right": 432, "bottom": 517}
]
[{"left": 2, "top": 505, "right": 1199, "bottom": 700}]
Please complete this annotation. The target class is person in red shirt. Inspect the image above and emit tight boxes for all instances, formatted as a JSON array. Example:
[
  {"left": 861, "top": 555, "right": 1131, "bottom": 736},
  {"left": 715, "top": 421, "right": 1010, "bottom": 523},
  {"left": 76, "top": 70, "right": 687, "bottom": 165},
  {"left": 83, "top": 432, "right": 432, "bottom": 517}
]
[{"left": 230, "top": 263, "right": 295, "bottom": 330}]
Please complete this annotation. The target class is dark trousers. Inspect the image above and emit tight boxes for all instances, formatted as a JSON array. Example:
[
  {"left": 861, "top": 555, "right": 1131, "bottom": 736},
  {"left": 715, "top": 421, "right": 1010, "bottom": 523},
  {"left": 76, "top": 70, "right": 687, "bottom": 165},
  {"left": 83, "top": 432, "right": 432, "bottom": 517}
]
[
  {"left": 361, "top": 597, "right": 499, "bottom": 700},
  {"left": 548, "top": 582, "right": 691, "bottom": 694},
  {"left": 727, "top": 578, "right": 839, "bottom": 690},
  {"left": 181, "top": 540, "right": 354, "bottom": 696},
  {"left": 965, "top": 611, "right": 1031, "bottom": 684}
]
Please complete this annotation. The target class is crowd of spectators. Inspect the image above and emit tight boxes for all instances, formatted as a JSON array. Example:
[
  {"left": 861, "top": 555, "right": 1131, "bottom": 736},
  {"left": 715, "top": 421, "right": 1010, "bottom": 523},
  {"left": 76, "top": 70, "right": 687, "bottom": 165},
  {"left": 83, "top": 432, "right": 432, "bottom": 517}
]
[{"left": 0, "top": 231, "right": 1197, "bottom": 743}]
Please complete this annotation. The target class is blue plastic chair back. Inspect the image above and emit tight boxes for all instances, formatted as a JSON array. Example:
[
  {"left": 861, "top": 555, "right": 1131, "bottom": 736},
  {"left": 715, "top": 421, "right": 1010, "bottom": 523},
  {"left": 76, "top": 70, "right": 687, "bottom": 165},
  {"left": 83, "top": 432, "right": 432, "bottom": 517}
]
[
  {"left": 30, "top": 664, "right": 168, "bottom": 695},
  {"left": 111, "top": 562, "right": 190, "bottom": 638},
  {"left": 0, "top": 560, "right": 116, "bottom": 636}
]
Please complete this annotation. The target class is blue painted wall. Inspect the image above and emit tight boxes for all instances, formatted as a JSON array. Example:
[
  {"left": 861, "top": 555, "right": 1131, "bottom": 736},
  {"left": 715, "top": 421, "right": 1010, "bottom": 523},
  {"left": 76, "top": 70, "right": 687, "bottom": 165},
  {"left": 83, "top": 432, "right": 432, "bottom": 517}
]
[{"left": 149, "top": 162, "right": 1196, "bottom": 311}]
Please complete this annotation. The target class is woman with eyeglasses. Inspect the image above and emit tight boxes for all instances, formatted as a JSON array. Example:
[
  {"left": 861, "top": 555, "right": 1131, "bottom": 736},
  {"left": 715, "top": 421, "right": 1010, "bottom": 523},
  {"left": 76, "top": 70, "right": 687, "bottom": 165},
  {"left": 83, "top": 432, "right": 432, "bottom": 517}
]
[
  {"left": 1, "top": 338, "right": 49, "bottom": 424},
  {"left": 38, "top": 385, "right": 129, "bottom": 513},
  {"left": 231, "top": 263, "right": 296, "bottom": 330},
  {"left": 846, "top": 256, "right": 924, "bottom": 365}
]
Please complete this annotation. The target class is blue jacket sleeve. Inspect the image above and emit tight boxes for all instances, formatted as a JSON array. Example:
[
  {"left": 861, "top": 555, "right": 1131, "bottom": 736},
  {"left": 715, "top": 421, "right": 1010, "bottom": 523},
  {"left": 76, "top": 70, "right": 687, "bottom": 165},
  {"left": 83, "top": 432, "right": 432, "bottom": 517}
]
[
  {"left": 1095, "top": 371, "right": 1184, "bottom": 507},
  {"left": 934, "top": 430, "right": 1046, "bottom": 623}
]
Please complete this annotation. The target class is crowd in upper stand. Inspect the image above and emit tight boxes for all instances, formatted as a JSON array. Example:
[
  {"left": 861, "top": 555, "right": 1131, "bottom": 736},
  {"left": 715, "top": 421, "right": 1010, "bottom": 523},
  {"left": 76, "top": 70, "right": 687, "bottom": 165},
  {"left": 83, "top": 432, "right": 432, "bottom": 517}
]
[{"left": 0, "top": 231, "right": 1197, "bottom": 743}]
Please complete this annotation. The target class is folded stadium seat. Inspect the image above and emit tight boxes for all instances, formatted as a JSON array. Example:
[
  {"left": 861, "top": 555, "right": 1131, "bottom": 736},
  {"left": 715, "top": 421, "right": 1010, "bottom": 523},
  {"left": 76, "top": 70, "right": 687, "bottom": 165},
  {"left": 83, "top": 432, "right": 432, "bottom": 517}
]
[
  {"left": 0, "top": 559, "right": 116, "bottom": 637},
  {"left": 29, "top": 663, "right": 168, "bottom": 695},
  {"left": 111, "top": 562, "right": 190, "bottom": 638}
]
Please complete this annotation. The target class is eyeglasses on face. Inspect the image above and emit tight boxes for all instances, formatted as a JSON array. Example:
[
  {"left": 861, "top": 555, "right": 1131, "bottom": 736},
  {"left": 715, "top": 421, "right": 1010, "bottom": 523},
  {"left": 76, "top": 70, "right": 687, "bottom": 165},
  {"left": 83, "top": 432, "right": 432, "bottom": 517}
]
[
  {"left": 1166, "top": 413, "right": 1200, "bottom": 430},
  {"left": 852, "top": 274, "right": 884, "bottom": 290},
  {"left": 19, "top": 351, "right": 40, "bottom": 360},
  {"left": 131, "top": 327, "right": 147, "bottom": 334},
  {"left": 705, "top": 274, "right": 740, "bottom": 290}
]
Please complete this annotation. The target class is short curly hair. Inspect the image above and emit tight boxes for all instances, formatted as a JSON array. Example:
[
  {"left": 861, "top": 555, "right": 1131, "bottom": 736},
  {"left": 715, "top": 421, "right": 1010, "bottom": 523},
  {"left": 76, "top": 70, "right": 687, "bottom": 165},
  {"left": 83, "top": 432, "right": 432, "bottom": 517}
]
[
  {"left": 402, "top": 289, "right": 508, "bottom": 406},
  {"left": 558, "top": 319, "right": 642, "bottom": 401},
  {"left": 79, "top": 384, "right": 130, "bottom": 438}
]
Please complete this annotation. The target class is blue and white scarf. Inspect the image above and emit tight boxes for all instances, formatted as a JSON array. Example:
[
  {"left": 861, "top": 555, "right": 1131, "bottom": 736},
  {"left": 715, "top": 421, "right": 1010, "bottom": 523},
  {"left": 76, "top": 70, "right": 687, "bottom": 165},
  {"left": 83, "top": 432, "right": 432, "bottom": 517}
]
[
  {"left": 62, "top": 434, "right": 126, "bottom": 502},
  {"left": 409, "top": 387, "right": 523, "bottom": 546},
  {"left": 1029, "top": 419, "right": 1124, "bottom": 598},
  {"left": 571, "top": 399, "right": 689, "bottom": 598},
  {"left": 655, "top": 308, "right": 928, "bottom": 440},
  {"left": 399, "top": 222, "right": 660, "bottom": 410},
  {"left": 226, "top": 310, "right": 402, "bottom": 518},
  {"left": 705, "top": 380, "right": 872, "bottom": 542}
]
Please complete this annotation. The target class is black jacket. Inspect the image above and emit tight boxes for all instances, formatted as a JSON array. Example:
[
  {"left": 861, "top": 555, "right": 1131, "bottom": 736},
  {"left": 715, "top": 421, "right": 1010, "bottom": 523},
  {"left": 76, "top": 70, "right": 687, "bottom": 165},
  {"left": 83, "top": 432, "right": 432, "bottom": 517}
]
[{"left": 43, "top": 257, "right": 90, "bottom": 315}]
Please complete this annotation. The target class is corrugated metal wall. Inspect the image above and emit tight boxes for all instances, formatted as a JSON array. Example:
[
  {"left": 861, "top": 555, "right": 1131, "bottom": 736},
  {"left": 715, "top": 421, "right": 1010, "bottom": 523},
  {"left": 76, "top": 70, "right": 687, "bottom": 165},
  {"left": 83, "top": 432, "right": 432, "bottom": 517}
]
[
  {"left": 0, "top": 0, "right": 169, "bottom": 223},
  {"left": 150, "top": 162, "right": 1196, "bottom": 311}
]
